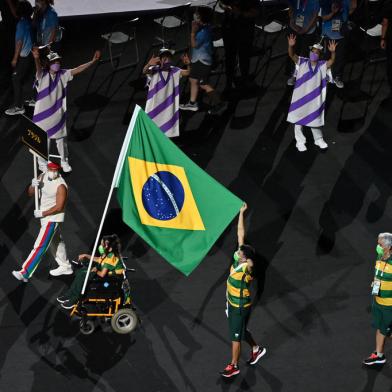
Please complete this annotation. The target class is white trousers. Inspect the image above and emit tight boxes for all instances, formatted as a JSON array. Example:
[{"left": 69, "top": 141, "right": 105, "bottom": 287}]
[
  {"left": 38, "top": 137, "right": 69, "bottom": 170},
  {"left": 294, "top": 124, "right": 324, "bottom": 145},
  {"left": 20, "top": 221, "right": 70, "bottom": 278}
]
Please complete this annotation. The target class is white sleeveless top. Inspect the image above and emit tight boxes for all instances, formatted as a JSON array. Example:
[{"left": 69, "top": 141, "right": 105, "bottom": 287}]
[{"left": 39, "top": 173, "right": 68, "bottom": 225}]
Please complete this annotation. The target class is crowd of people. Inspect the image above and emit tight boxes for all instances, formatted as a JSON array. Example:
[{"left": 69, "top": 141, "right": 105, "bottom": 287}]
[
  {"left": 1, "top": 0, "right": 392, "bottom": 379},
  {"left": 2, "top": 0, "right": 392, "bottom": 144}
]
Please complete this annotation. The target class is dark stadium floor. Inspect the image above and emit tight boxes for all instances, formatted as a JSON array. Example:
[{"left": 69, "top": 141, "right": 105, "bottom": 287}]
[{"left": 1, "top": 11, "right": 392, "bottom": 392}]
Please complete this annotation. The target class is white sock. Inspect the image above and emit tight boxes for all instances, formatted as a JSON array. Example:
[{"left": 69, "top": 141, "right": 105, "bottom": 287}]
[
  {"left": 377, "top": 352, "right": 384, "bottom": 357},
  {"left": 253, "top": 345, "right": 260, "bottom": 353}
]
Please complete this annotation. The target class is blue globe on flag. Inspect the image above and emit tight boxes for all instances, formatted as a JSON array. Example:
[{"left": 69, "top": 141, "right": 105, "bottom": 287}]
[{"left": 141, "top": 171, "right": 185, "bottom": 220}]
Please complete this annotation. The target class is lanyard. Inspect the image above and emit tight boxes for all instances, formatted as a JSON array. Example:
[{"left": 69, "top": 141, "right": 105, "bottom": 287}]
[
  {"left": 297, "top": 0, "right": 308, "bottom": 13},
  {"left": 375, "top": 258, "right": 390, "bottom": 278}
]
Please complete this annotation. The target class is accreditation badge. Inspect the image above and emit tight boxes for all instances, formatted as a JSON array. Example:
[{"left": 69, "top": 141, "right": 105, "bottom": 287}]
[
  {"left": 332, "top": 19, "right": 342, "bottom": 32},
  {"left": 295, "top": 15, "right": 305, "bottom": 27},
  {"left": 372, "top": 279, "right": 381, "bottom": 296}
]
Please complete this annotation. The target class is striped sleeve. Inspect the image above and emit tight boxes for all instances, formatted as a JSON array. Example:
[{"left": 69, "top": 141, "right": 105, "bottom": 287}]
[
  {"left": 61, "top": 69, "right": 73, "bottom": 84},
  {"left": 101, "top": 254, "right": 118, "bottom": 271},
  {"left": 375, "top": 259, "right": 392, "bottom": 306}
]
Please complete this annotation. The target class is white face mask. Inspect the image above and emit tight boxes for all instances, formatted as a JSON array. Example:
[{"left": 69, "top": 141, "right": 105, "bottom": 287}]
[{"left": 47, "top": 171, "right": 59, "bottom": 180}]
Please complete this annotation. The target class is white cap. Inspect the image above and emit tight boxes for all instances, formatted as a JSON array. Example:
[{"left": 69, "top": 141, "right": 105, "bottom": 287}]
[
  {"left": 47, "top": 51, "right": 61, "bottom": 61},
  {"left": 310, "top": 43, "right": 323, "bottom": 51},
  {"left": 159, "top": 47, "right": 175, "bottom": 56}
]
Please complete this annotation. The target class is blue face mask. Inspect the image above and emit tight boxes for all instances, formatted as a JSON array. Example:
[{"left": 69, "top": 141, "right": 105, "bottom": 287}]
[{"left": 376, "top": 244, "right": 384, "bottom": 258}]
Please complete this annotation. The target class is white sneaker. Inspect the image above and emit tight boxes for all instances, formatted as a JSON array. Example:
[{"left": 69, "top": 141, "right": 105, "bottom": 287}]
[
  {"left": 314, "top": 139, "right": 328, "bottom": 149},
  {"left": 25, "top": 99, "right": 36, "bottom": 107},
  {"left": 5, "top": 106, "right": 25, "bottom": 116},
  {"left": 12, "top": 270, "right": 28, "bottom": 282},
  {"left": 61, "top": 161, "right": 72, "bottom": 173},
  {"left": 287, "top": 76, "right": 296, "bottom": 86},
  {"left": 296, "top": 143, "right": 307, "bottom": 152},
  {"left": 49, "top": 265, "right": 73, "bottom": 277},
  {"left": 179, "top": 102, "right": 199, "bottom": 112}
]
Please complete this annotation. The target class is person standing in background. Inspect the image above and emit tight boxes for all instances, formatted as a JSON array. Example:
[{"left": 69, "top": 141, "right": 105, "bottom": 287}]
[
  {"left": 1, "top": 0, "right": 19, "bottom": 90},
  {"left": 180, "top": 6, "right": 223, "bottom": 114},
  {"left": 5, "top": 0, "right": 33, "bottom": 116},
  {"left": 320, "top": 0, "right": 356, "bottom": 89},
  {"left": 33, "top": 0, "right": 59, "bottom": 47},
  {"left": 219, "top": 0, "right": 259, "bottom": 91},
  {"left": 286, "top": 0, "right": 320, "bottom": 86}
]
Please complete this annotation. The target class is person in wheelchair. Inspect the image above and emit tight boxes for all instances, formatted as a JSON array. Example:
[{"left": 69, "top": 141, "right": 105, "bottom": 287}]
[{"left": 57, "top": 234, "right": 126, "bottom": 309}]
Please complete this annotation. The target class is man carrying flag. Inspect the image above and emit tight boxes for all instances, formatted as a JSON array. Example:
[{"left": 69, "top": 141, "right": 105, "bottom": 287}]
[{"left": 221, "top": 202, "right": 266, "bottom": 378}]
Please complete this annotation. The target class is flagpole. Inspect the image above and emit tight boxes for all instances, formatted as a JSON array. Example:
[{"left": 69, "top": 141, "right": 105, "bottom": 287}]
[
  {"left": 32, "top": 152, "right": 39, "bottom": 210},
  {"left": 81, "top": 105, "right": 141, "bottom": 295}
]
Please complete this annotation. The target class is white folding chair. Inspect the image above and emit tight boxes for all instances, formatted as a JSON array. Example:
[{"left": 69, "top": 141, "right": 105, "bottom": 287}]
[
  {"left": 101, "top": 18, "right": 140, "bottom": 71},
  {"left": 359, "top": 24, "right": 386, "bottom": 64},
  {"left": 254, "top": 8, "right": 288, "bottom": 60},
  {"left": 153, "top": 3, "right": 191, "bottom": 53}
]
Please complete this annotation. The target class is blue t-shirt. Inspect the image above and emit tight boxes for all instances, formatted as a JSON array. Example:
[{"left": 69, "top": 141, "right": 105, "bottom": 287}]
[
  {"left": 321, "top": 0, "right": 349, "bottom": 39},
  {"left": 191, "top": 25, "right": 213, "bottom": 66},
  {"left": 289, "top": 0, "right": 320, "bottom": 34},
  {"left": 37, "top": 6, "right": 59, "bottom": 45},
  {"left": 15, "top": 18, "right": 33, "bottom": 57}
]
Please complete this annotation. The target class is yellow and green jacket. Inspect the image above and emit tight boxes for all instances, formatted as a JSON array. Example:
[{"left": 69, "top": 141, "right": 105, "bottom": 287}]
[
  {"left": 226, "top": 259, "right": 253, "bottom": 308},
  {"left": 375, "top": 257, "right": 392, "bottom": 306},
  {"left": 98, "top": 253, "right": 125, "bottom": 276}
]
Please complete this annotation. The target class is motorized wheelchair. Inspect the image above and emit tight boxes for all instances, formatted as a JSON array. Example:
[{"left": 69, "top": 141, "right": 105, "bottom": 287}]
[{"left": 69, "top": 257, "right": 140, "bottom": 335}]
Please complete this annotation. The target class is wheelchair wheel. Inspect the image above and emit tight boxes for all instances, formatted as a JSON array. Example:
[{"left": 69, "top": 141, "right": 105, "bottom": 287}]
[
  {"left": 111, "top": 308, "right": 138, "bottom": 334},
  {"left": 80, "top": 319, "right": 95, "bottom": 335}
]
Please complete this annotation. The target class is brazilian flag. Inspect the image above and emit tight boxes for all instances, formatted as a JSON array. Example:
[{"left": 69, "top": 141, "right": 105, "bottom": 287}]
[{"left": 115, "top": 106, "right": 242, "bottom": 276}]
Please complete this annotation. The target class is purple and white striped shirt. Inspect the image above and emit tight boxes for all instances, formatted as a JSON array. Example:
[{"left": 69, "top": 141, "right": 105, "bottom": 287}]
[
  {"left": 287, "top": 57, "right": 327, "bottom": 128},
  {"left": 33, "top": 69, "right": 73, "bottom": 139},
  {"left": 145, "top": 65, "right": 181, "bottom": 138}
]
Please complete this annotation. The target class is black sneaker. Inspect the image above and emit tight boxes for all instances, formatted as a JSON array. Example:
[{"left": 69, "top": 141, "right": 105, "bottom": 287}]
[
  {"left": 220, "top": 363, "right": 240, "bottom": 378},
  {"left": 363, "top": 352, "right": 386, "bottom": 366},
  {"left": 56, "top": 295, "right": 70, "bottom": 304},
  {"left": 61, "top": 299, "right": 77, "bottom": 309},
  {"left": 207, "top": 102, "right": 226, "bottom": 115}
]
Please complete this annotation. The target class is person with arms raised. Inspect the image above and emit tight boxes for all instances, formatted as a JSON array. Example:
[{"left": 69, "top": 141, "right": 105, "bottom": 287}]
[
  {"left": 220, "top": 203, "right": 266, "bottom": 378},
  {"left": 31, "top": 47, "right": 100, "bottom": 172}
]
